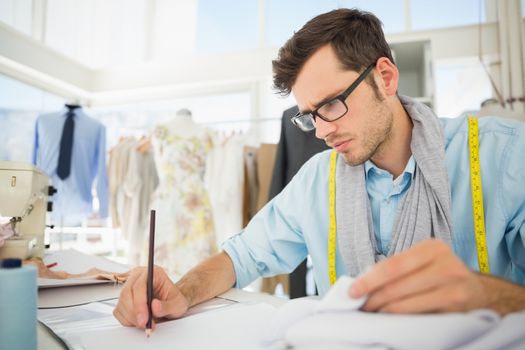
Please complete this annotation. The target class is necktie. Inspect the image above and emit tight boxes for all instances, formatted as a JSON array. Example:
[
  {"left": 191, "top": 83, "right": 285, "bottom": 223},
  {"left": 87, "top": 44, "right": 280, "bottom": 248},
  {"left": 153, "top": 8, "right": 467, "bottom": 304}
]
[{"left": 57, "top": 111, "right": 75, "bottom": 180}]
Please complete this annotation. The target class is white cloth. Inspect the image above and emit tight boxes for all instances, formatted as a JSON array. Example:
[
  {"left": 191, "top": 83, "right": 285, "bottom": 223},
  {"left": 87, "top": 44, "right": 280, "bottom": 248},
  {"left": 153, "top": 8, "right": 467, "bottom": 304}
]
[
  {"left": 121, "top": 146, "right": 158, "bottom": 265},
  {"left": 0, "top": 222, "right": 15, "bottom": 246},
  {"left": 264, "top": 276, "right": 525, "bottom": 350},
  {"left": 205, "top": 134, "right": 246, "bottom": 246}
]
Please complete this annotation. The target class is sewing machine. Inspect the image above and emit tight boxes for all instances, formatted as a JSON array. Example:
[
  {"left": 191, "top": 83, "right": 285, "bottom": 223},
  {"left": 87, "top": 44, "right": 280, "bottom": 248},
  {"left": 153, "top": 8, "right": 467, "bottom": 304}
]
[{"left": 0, "top": 161, "right": 53, "bottom": 259}]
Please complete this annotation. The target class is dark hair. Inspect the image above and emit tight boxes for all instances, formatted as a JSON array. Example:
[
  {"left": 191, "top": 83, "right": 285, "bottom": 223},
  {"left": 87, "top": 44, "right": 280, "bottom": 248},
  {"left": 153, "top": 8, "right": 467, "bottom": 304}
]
[{"left": 272, "top": 8, "right": 395, "bottom": 96}]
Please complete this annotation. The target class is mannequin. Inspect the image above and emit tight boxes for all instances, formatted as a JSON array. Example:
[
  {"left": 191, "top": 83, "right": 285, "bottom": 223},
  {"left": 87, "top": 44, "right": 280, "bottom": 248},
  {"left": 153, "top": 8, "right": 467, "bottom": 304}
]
[
  {"left": 32, "top": 104, "right": 108, "bottom": 226},
  {"left": 150, "top": 108, "right": 216, "bottom": 275},
  {"left": 165, "top": 108, "right": 207, "bottom": 138}
]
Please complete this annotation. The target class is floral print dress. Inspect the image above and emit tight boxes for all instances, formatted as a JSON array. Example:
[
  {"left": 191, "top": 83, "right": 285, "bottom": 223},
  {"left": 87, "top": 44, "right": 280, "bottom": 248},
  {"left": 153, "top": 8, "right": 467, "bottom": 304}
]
[{"left": 150, "top": 125, "right": 217, "bottom": 276}]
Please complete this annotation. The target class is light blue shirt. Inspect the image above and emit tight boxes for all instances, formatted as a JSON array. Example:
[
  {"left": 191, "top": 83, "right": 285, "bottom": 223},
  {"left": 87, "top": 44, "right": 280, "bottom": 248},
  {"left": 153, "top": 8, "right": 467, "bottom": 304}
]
[
  {"left": 365, "top": 156, "right": 415, "bottom": 255},
  {"left": 223, "top": 116, "right": 525, "bottom": 296},
  {"left": 32, "top": 107, "right": 108, "bottom": 225}
]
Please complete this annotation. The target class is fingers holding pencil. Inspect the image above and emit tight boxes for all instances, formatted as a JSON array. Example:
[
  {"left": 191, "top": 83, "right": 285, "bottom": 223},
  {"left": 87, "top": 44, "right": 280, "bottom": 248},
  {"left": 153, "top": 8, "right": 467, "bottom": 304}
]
[{"left": 113, "top": 266, "right": 189, "bottom": 329}]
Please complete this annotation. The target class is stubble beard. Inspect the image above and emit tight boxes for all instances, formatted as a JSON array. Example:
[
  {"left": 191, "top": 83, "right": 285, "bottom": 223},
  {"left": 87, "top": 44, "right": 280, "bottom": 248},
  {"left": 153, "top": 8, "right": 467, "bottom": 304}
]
[{"left": 341, "top": 104, "right": 393, "bottom": 166}]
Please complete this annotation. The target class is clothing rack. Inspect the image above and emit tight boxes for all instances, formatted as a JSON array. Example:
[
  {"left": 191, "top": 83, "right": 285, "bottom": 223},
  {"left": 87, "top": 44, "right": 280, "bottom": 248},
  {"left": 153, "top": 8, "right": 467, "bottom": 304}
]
[{"left": 201, "top": 117, "right": 281, "bottom": 125}]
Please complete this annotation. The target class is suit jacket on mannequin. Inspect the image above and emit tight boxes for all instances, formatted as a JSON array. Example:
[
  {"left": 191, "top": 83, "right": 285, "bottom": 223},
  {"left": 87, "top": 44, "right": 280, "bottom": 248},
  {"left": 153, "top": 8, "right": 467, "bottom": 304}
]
[{"left": 268, "top": 105, "right": 329, "bottom": 298}]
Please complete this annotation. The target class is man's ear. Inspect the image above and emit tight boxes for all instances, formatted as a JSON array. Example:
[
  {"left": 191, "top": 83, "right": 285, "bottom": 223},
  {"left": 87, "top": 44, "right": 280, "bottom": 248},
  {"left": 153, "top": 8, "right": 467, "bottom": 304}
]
[{"left": 375, "top": 57, "right": 399, "bottom": 97}]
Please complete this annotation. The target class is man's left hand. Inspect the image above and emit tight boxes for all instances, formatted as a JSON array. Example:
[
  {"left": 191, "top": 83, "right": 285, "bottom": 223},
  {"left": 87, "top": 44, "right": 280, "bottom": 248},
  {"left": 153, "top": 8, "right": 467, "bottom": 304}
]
[{"left": 349, "top": 240, "right": 487, "bottom": 313}]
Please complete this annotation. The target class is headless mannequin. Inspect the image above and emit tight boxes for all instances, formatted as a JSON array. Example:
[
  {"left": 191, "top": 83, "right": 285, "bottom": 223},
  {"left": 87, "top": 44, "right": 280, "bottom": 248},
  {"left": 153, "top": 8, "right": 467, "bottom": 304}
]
[
  {"left": 166, "top": 108, "right": 206, "bottom": 138},
  {"left": 150, "top": 108, "right": 216, "bottom": 275}
]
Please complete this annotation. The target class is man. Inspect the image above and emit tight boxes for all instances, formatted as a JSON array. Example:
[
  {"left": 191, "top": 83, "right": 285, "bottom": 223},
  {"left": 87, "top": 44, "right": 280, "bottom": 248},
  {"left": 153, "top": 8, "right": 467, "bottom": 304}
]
[{"left": 113, "top": 9, "right": 525, "bottom": 329}]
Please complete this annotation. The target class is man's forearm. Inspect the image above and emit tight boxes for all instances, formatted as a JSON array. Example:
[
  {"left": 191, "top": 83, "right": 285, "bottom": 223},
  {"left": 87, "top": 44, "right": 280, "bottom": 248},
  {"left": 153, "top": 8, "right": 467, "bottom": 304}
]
[
  {"left": 480, "top": 274, "right": 525, "bottom": 315},
  {"left": 174, "top": 251, "right": 236, "bottom": 308}
]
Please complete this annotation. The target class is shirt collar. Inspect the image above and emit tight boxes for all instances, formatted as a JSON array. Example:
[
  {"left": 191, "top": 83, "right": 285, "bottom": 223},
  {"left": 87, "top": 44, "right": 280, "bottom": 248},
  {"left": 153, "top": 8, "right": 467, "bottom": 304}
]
[
  {"left": 364, "top": 155, "right": 416, "bottom": 180},
  {"left": 62, "top": 106, "right": 82, "bottom": 117}
]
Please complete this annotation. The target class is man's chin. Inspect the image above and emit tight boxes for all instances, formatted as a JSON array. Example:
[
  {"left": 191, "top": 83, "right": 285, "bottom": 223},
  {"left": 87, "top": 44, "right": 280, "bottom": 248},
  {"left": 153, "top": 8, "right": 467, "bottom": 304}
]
[{"left": 340, "top": 151, "right": 367, "bottom": 166}]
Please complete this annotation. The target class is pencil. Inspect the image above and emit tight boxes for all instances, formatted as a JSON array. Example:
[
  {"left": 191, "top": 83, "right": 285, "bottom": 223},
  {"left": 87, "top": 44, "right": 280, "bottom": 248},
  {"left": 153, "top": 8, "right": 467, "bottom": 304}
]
[
  {"left": 46, "top": 262, "right": 58, "bottom": 269},
  {"left": 145, "top": 209, "right": 156, "bottom": 337}
]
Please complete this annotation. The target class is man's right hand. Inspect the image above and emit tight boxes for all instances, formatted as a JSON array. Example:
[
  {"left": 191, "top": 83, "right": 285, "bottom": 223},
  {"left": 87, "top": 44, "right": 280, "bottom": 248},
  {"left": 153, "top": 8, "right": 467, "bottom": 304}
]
[{"left": 113, "top": 266, "right": 189, "bottom": 329}]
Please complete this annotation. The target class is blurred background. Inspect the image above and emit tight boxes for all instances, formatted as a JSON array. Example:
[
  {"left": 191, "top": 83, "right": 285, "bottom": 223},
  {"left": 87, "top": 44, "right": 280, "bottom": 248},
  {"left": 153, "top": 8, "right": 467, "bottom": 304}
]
[{"left": 1, "top": 0, "right": 524, "bottom": 295}]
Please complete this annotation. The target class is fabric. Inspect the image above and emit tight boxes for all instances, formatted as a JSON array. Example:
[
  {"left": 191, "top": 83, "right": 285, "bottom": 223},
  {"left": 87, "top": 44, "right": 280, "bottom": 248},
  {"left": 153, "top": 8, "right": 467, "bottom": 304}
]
[
  {"left": 256, "top": 144, "right": 277, "bottom": 211},
  {"left": 108, "top": 138, "right": 135, "bottom": 228},
  {"left": 205, "top": 134, "right": 246, "bottom": 247},
  {"left": 32, "top": 107, "right": 108, "bottom": 225},
  {"left": 110, "top": 139, "right": 136, "bottom": 231},
  {"left": 222, "top": 96, "right": 525, "bottom": 296},
  {"left": 56, "top": 110, "right": 75, "bottom": 180},
  {"left": 337, "top": 96, "right": 454, "bottom": 277},
  {"left": 242, "top": 146, "right": 259, "bottom": 227},
  {"left": 0, "top": 222, "right": 15, "bottom": 246},
  {"left": 269, "top": 106, "right": 329, "bottom": 299},
  {"left": 264, "top": 276, "right": 525, "bottom": 350},
  {"left": 109, "top": 139, "right": 159, "bottom": 266},
  {"left": 365, "top": 157, "right": 416, "bottom": 255},
  {"left": 151, "top": 121, "right": 216, "bottom": 276}
]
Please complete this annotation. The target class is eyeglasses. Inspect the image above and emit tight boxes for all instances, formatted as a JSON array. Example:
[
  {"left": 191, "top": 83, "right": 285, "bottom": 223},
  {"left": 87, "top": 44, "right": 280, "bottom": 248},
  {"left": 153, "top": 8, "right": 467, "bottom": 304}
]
[{"left": 291, "top": 63, "right": 375, "bottom": 132}]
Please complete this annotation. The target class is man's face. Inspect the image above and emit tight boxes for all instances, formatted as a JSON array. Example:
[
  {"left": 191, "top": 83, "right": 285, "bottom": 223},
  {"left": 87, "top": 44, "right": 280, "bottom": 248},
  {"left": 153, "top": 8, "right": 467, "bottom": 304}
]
[{"left": 292, "top": 45, "right": 393, "bottom": 166}]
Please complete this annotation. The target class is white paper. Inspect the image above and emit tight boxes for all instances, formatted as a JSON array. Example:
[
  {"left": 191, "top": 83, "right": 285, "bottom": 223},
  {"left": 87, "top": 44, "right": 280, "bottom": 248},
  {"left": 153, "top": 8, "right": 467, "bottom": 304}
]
[
  {"left": 38, "top": 249, "right": 129, "bottom": 288},
  {"left": 39, "top": 299, "right": 277, "bottom": 350},
  {"left": 43, "top": 249, "right": 129, "bottom": 274},
  {"left": 38, "top": 283, "right": 123, "bottom": 309},
  {"left": 38, "top": 277, "right": 114, "bottom": 288}
]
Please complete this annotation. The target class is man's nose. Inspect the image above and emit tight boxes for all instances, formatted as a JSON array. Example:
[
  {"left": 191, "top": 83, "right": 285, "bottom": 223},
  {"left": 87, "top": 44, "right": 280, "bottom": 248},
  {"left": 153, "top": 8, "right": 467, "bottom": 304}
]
[{"left": 315, "top": 117, "right": 337, "bottom": 140}]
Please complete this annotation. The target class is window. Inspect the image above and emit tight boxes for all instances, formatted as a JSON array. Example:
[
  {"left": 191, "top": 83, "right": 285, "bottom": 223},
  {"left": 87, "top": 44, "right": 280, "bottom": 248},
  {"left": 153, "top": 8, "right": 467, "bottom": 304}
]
[
  {"left": 338, "top": 0, "right": 405, "bottom": 33},
  {"left": 45, "top": 0, "right": 146, "bottom": 68},
  {"left": 265, "top": 0, "right": 336, "bottom": 47},
  {"left": 88, "top": 92, "right": 252, "bottom": 149},
  {"left": 266, "top": 1, "right": 405, "bottom": 48},
  {"left": 0, "top": 74, "right": 65, "bottom": 162},
  {"left": 0, "top": 0, "right": 32, "bottom": 36},
  {"left": 260, "top": 79, "right": 296, "bottom": 143},
  {"left": 196, "top": 0, "right": 258, "bottom": 54},
  {"left": 434, "top": 59, "right": 492, "bottom": 118},
  {"left": 151, "top": 0, "right": 198, "bottom": 59},
  {"left": 411, "top": 0, "right": 485, "bottom": 31}
]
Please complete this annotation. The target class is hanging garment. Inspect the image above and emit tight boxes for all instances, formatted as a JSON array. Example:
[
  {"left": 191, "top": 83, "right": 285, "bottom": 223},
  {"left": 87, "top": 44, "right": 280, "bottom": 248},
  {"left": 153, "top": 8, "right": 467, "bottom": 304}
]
[
  {"left": 242, "top": 146, "right": 259, "bottom": 227},
  {"left": 108, "top": 138, "right": 159, "bottom": 266},
  {"left": 108, "top": 138, "right": 135, "bottom": 229},
  {"left": 32, "top": 107, "right": 108, "bottom": 226},
  {"left": 205, "top": 133, "right": 245, "bottom": 247},
  {"left": 151, "top": 122, "right": 216, "bottom": 276}
]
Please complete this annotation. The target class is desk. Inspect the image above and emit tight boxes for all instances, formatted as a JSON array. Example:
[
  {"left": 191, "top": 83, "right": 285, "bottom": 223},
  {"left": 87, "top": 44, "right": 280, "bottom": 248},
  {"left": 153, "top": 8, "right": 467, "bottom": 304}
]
[{"left": 38, "top": 284, "right": 287, "bottom": 350}]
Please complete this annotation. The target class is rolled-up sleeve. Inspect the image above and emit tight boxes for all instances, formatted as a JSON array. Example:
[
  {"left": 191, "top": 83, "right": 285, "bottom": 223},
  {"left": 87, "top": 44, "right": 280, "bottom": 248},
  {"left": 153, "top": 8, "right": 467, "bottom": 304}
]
[{"left": 221, "top": 154, "right": 322, "bottom": 288}]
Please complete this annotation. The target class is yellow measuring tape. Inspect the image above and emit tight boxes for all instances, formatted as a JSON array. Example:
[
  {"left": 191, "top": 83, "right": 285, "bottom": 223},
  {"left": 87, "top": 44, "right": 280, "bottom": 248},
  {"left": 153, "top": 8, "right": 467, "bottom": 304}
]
[
  {"left": 327, "top": 116, "right": 489, "bottom": 285},
  {"left": 328, "top": 151, "right": 338, "bottom": 286},
  {"left": 468, "top": 116, "right": 490, "bottom": 274}
]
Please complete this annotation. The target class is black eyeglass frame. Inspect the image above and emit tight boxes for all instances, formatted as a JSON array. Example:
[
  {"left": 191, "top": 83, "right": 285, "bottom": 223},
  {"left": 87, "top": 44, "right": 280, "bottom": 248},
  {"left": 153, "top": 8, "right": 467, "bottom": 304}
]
[{"left": 291, "top": 63, "right": 375, "bottom": 131}]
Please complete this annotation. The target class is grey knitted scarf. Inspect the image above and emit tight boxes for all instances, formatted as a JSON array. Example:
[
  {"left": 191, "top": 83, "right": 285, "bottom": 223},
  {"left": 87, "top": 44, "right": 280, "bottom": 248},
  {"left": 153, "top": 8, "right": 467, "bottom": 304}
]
[{"left": 336, "top": 95, "right": 454, "bottom": 277}]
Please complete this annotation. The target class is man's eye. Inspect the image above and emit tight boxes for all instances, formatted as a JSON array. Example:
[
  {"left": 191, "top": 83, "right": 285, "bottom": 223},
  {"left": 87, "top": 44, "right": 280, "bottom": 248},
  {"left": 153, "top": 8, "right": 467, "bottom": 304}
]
[{"left": 320, "top": 100, "right": 339, "bottom": 112}]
